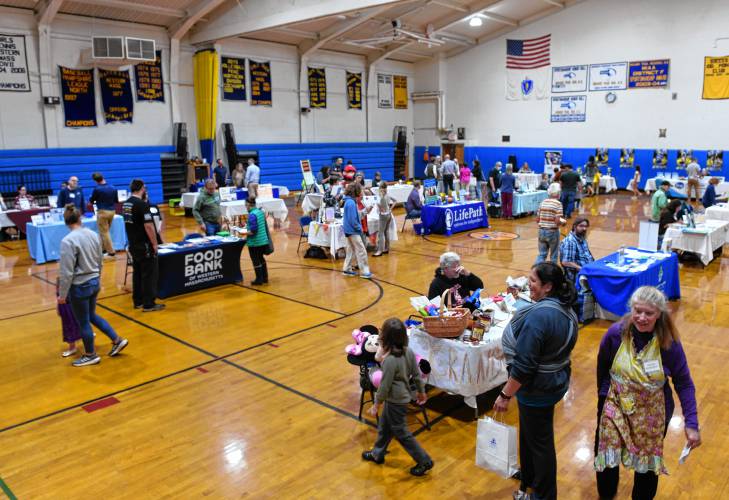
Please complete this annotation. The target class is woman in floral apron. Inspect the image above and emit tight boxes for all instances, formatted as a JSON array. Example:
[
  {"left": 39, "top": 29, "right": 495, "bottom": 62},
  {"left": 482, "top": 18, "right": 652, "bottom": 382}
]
[{"left": 594, "top": 286, "right": 701, "bottom": 499}]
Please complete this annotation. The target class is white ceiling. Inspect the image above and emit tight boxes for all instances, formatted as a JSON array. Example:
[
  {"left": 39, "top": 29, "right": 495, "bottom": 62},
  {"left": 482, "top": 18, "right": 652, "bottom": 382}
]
[{"left": 0, "top": 0, "right": 580, "bottom": 63}]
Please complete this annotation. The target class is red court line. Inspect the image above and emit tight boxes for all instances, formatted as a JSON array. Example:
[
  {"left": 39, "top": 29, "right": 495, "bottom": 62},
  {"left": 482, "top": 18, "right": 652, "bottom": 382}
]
[
  {"left": 268, "top": 343, "right": 279, "bottom": 348},
  {"left": 197, "top": 367, "right": 209, "bottom": 373},
  {"left": 82, "top": 397, "right": 120, "bottom": 413}
]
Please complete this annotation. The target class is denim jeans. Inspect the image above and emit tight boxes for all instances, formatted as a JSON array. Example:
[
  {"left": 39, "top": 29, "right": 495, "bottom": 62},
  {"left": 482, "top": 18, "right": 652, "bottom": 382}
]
[
  {"left": 69, "top": 277, "right": 119, "bottom": 354},
  {"left": 204, "top": 222, "right": 221, "bottom": 236},
  {"left": 561, "top": 191, "right": 576, "bottom": 218},
  {"left": 536, "top": 228, "right": 560, "bottom": 264}
]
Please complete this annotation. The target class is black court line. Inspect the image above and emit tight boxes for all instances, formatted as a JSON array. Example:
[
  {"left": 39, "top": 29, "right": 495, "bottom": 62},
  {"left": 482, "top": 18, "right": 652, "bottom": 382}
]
[
  {"left": 0, "top": 473, "right": 16, "bottom": 500},
  {"left": 0, "top": 306, "right": 58, "bottom": 321},
  {"left": 233, "top": 283, "right": 347, "bottom": 316}
]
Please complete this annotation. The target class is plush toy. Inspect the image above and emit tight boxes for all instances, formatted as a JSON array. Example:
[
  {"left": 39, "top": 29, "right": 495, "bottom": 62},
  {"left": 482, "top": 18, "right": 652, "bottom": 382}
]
[
  {"left": 369, "top": 354, "right": 432, "bottom": 388},
  {"left": 345, "top": 329, "right": 369, "bottom": 357}
]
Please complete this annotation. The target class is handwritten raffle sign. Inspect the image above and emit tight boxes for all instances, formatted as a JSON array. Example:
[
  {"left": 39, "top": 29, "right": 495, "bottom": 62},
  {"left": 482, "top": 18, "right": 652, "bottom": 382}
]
[
  {"left": 0, "top": 34, "right": 31, "bottom": 92},
  {"left": 59, "top": 66, "right": 97, "bottom": 128}
]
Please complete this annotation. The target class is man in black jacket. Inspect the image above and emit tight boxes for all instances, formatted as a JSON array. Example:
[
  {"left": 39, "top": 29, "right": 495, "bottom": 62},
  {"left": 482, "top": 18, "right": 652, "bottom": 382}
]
[{"left": 427, "top": 252, "right": 484, "bottom": 310}]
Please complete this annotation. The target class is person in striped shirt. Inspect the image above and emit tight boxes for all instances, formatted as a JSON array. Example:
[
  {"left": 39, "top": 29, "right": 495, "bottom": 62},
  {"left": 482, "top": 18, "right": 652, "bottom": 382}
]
[{"left": 535, "top": 183, "right": 566, "bottom": 264}]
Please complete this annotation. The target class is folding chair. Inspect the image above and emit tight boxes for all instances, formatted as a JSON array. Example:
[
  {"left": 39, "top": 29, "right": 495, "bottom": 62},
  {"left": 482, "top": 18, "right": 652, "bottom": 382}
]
[
  {"left": 123, "top": 247, "right": 133, "bottom": 288},
  {"left": 401, "top": 211, "right": 420, "bottom": 232},
  {"left": 297, "top": 216, "right": 312, "bottom": 254}
]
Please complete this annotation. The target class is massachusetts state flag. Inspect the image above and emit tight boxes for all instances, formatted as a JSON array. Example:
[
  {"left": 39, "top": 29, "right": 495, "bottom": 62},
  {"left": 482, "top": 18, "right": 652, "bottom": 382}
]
[{"left": 506, "top": 34, "right": 551, "bottom": 100}]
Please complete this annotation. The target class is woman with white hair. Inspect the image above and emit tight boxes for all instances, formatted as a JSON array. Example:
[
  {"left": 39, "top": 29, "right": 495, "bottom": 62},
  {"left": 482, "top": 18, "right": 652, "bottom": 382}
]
[
  {"left": 594, "top": 286, "right": 700, "bottom": 499},
  {"left": 427, "top": 252, "right": 483, "bottom": 310},
  {"left": 535, "top": 183, "right": 565, "bottom": 264}
]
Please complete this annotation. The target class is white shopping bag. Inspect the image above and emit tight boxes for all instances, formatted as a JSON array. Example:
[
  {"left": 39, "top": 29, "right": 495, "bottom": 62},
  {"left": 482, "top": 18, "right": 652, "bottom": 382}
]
[{"left": 475, "top": 416, "right": 519, "bottom": 478}]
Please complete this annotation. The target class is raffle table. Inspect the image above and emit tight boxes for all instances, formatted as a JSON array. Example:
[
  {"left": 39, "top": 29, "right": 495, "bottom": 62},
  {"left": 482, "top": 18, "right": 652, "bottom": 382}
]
[
  {"left": 421, "top": 200, "right": 489, "bottom": 236},
  {"left": 26, "top": 215, "right": 127, "bottom": 264},
  {"left": 182, "top": 192, "right": 288, "bottom": 221},
  {"left": 513, "top": 191, "right": 548, "bottom": 216},
  {"left": 515, "top": 173, "right": 541, "bottom": 191},
  {"left": 578, "top": 248, "right": 680, "bottom": 317},
  {"left": 307, "top": 212, "right": 398, "bottom": 255},
  {"left": 661, "top": 219, "right": 728, "bottom": 265},
  {"left": 156, "top": 237, "right": 245, "bottom": 298},
  {"left": 408, "top": 327, "right": 508, "bottom": 409}
]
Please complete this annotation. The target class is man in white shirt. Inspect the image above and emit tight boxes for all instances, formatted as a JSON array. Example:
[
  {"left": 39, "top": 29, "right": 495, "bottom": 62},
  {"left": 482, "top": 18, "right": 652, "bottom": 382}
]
[
  {"left": 245, "top": 158, "right": 261, "bottom": 198},
  {"left": 686, "top": 159, "right": 701, "bottom": 203},
  {"left": 441, "top": 154, "right": 457, "bottom": 194}
]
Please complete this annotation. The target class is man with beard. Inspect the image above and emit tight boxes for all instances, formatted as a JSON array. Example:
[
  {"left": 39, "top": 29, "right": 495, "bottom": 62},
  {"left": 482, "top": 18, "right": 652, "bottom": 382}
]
[{"left": 559, "top": 217, "right": 594, "bottom": 284}]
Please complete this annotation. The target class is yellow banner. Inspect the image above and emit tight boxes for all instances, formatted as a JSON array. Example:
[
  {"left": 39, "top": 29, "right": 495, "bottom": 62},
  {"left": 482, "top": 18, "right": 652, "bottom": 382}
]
[
  {"left": 702, "top": 55, "right": 729, "bottom": 100},
  {"left": 393, "top": 75, "right": 408, "bottom": 109}
]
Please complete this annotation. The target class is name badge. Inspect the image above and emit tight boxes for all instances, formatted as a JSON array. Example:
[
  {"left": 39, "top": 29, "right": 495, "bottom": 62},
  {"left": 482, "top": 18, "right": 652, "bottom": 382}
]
[
  {"left": 643, "top": 359, "right": 661, "bottom": 375},
  {"left": 150, "top": 207, "right": 159, "bottom": 214},
  {"left": 69, "top": 193, "right": 76, "bottom": 198}
]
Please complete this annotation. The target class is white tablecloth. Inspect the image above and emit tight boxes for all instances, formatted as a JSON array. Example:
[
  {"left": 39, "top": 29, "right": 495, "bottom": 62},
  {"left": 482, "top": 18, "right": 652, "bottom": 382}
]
[
  {"left": 516, "top": 173, "right": 541, "bottom": 191},
  {"left": 704, "top": 204, "right": 729, "bottom": 242},
  {"left": 408, "top": 328, "right": 508, "bottom": 408},
  {"left": 387, "top": 184, "right": 414, "bottom": 205},
  {"left": 182, "top": 192, "right": 288, "bottom": 221},
  {"left": 600, "top": 176, "right": 618, "bottom": 193},
  {"left": 0, "top": 211, "right": 14, "bottom": 228},
  {"left": 307, "top": 212, "right": 397, "bottom": 255},
  {"left": 645, "top": 177, "right": 725, "bottom": 196},
  {"left": 662, "top": 219, "right": 728, "bottom": 265},
  {"left": 302, "top": 193, "right": 323, "bottom": 216}
]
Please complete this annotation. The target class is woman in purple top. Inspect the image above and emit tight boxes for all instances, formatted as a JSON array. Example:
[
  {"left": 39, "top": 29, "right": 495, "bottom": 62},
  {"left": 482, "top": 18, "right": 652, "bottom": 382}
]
[
  {"left": 594, "top": 286, "right": 700, "bottom": 499},
  {"left": 500, "top": 164, "right": 516, "bottom": 219}
]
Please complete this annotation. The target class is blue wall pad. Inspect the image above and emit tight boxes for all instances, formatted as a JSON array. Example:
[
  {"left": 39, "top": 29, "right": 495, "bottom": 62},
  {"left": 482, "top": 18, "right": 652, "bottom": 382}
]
[
  {"left": 0, "top": 145, "right": 173, "bottom": 204},
  {"left": 235, "top": 142, "right": 395, "bottom": 190},
  {"left": 415, "top": 145, "right": 726, "bottom": 191}
]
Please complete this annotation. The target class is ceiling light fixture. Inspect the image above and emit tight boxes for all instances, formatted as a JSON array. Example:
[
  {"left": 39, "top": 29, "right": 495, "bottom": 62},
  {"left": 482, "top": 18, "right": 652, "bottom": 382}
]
[{"left": 469, "top": 16, "right": 483, "bottom": 27}]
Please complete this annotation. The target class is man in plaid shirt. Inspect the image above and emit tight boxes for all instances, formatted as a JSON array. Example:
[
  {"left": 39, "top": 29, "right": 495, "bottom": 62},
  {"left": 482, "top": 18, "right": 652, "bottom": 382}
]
[{"left": 560, "top": 217, "right": 594, "bottom": 283}]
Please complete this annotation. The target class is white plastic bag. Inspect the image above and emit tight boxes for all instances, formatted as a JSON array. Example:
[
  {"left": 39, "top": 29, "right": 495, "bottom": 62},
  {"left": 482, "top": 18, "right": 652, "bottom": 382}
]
[{"left": 475, "top": 416, "right": 519, "bottom": 478}]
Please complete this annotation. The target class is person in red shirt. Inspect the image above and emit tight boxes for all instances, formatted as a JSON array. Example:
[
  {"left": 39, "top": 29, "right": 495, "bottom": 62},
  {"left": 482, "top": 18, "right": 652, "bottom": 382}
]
[{"left": 343, "top": 160, "right": 357, "bottom": 182}]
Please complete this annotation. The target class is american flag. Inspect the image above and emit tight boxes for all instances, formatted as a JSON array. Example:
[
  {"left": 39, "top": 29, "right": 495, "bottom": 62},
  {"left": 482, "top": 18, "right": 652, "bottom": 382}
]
[{"left": 506, "top": 34, "right": 551, "bottom": 69}]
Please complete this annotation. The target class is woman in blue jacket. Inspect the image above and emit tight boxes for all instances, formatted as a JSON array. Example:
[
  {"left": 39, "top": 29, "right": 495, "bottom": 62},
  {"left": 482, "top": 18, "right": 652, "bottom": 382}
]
[{"left": 342, "top": 182, "right": 372, "bottom": 279}]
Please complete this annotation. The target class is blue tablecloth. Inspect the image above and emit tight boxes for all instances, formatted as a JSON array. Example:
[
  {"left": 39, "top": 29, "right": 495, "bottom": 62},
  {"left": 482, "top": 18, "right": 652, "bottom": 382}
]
[
  {"left": 157, "top": 239, "right": 245, "bottom": 298},
  {"left": 421, "top": 201, "right": 489, "bottom": 235},
  {"left": 513, "top": 191, "right": 548, "bottom": 216},
  {"left": 26, "top": 215, "right": 127, "bottom": 264},
  {"left": 578, "top": 247, "right": 680, "bottom": 317}
]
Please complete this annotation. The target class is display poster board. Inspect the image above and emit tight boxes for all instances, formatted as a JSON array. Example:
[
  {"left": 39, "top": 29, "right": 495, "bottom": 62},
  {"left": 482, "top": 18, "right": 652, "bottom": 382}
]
[
  {"left": 424, "top": 178, "right": 439, "bottom": 205},
  {"left": 257, "top": 183, "right": 273, "bottom": 200},
  {"left": 300, "top": 159, "right": 315, "bottom": 187},
  {"left": 219, "top": 187, "right": 236, "bottom": 202},
  {"left": 638, "top": 221, "right": 659, "bottom": 252}
]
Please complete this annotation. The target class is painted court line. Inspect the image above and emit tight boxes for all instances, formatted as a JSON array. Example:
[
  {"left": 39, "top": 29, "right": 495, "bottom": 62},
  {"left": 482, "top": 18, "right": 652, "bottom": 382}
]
[{"left": 82, "top": 397, "right": 120, "bottom": 413}]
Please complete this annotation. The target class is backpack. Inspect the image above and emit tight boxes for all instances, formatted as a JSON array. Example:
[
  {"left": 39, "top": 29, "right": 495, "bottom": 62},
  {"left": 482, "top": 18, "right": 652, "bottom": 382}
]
[{"left": 304, "top": 246, "right": 327, "bottom": 259}]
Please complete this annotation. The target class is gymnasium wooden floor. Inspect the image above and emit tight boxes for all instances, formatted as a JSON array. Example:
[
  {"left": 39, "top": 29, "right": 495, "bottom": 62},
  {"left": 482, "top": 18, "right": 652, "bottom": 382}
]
[{"left": 0, "top": 193, "right": 726, "bottom": 499}]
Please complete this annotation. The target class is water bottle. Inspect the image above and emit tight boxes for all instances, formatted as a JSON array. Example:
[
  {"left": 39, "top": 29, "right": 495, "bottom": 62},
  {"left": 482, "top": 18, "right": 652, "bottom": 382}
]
[{"left": 617, "top": 245, "right": 625, "bottom": 266}]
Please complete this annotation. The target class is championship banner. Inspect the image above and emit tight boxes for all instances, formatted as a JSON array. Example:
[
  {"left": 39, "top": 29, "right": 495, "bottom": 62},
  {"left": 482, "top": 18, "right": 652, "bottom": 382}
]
[
  {"left": 221, "top": 56, "right": 246, "bottom": 101},
  {"left": 676, "top": 149, "right": 693, "bottom": 169},
  {"left": 99, "top": 69, "right": 133, "bottom": 123},
  {"left": 595, "top": 148, "right": 608, "bottom": 166},
  {"left": 377, "top": 74, "right": 392, "bottom": 108},
  {"left": 702, "top": 55, "right": 729, "bottom": 100},
  {"left": 550, "top": 95, "right": 586, "bottom": 122},
  {"left": 652, "top": 149, "right": 668, "bottom": 169},
  {"left": 134, "top": 50, "right": 164, "bottom": 102},
  {"left": 0, "top": 34, "right": 31, "bottom": 92},
  {"left": 707, "top": 150, "right": 724, "bottom": 171},
  {"left": 628, "top": 59, "right": 669, "bottom": 88},
  {"left": 59, "top": 66, "right": 97, "bottom": 128},
  {"left": 620, "top": 148, "right": 634, "bottom": 168},
  {"left": 551, "top": 65, "right": 587, "bottom": 93},
  {"left": 307, "top": 67, "right": 326, "bottom": 108},
  {"left": 393, "top": 75, "right": 408, "bottom": 109},
  {"left": 588, "top": 62, "right": 628, "bottom": 91},
  {"left": 346, "top": 71, "right": 362, "bottom": 109},
  {"left": 249, "top": 60, "right": 272, "bottom": 106}
]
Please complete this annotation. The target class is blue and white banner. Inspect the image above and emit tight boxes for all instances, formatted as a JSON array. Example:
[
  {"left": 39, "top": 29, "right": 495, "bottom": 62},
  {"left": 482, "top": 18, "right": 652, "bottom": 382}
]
[
  {"left": 589, "top": 62, "right": 628, "bottom": 91},
  {"left": 551, "top": 65, "right": 588, "bottom": 93},
  {"left": 550, "top": 95, "right": 586, "bottom": 122},
  {"left": 421, "top": 201, "right": 489, "bottom": 235},
  {"left": 628, "top": 59, "right": 670, "bottom": 88}
]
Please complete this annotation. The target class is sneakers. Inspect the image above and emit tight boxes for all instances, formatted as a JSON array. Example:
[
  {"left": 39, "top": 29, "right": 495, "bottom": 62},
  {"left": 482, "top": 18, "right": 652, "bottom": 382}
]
[
  {"left": 109, "top": 338, "right": 129, "bottom": 357},
  {"left": 342, "top": 270, "right": 357, "bottom": 277},
  {"left": 512, "top": 490, "right": 532, "bottom": 500},
  {"left": 250, "top": 280, "right": 265, "bottom": 286},
  {"left": 72, "top": 354, "right": 100, "bottom": 367},
  {"left": 103, "top": 253, "right": 116, "bottom": 260},
  {"left": 361, "top": 451, "right": 384, "bottom": 464},
  {"left": 360, "top": 272, "right": 373, "bottom": 279},
  {"left": 142, "top": 304, "right": 166, "bottom": 312},
  {"left": 409, "top": 460, "right": 434, "bottom": 477},
  {"left": 61, "top": 347, "right": 78, "bottom": 358}
]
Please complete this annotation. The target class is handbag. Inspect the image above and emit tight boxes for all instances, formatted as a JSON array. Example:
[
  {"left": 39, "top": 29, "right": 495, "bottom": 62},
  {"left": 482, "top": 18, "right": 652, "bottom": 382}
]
[
  {"left": 262, "top": 213, "right": 274, "bottom": 255},
  {"left": 475, "top": 415, "right": 519, "bottom": 478}
]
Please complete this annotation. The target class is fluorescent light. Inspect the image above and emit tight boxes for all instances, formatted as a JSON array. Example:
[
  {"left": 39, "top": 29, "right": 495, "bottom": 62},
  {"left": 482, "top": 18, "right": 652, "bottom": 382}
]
[{"left": 469, "top": 16, "right": 483, "bottom": 27}]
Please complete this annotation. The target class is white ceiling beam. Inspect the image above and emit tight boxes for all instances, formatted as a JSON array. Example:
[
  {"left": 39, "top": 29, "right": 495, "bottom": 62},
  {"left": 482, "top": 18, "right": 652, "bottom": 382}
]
[
  {"left": 169, "top": 0, "right": 228, "bottom": 41},
  {"left": 69, "top": 0, "right": 187, "bottom": 18},
  {"left": 430, "top": 0, "right": 467, "bottom": 12},
  {"left": 542, "top": 0, "right": 564, "bottom": 7},
  {"left": 299, "top": 5, "right": 391, "bottom": 58},
  {"left": 189, "top": 0, "right": 405, "bottom": 45},
  {"left": 477, "top": 11, "right": 518, "bottom": 26},
  {"left": 437, "top": 30, "right": 476, "bottom": 44},
  {"left": 368, "top": 0, "right": 502, "bottom": 65},
  {"left": 271, "top": 27, "right": 319, "bottom": 40},
  {"left": 35, "top": 0, "right": 64, "bottom": 26}
]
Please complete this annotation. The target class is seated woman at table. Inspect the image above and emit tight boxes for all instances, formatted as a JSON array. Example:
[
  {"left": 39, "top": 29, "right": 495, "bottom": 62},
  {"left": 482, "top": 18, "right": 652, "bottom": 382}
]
[
  {"left": 701, "top": 177, "right": 726, "bottom": 208},
  {"left": 495, "top": 262, "right": 578, "bottom": 500},
  {"left": 538, "top": 173, "right": 550, "bottom": 191},
  {"left": 594, "top": 286, "right": 700, "bottom": 499},
  {"left": 405, "top": 179, "right": 423, "bottom": 219},
  {"left": 427, "top": 252, "right": 484, "bottom": 311},
  {"left": 519, "top": 162, "right": 532, "bottom": 173},
  {"left": 658, "top": 200, "right": 682, "bottom": 251},
  {"left": 373, "top": 171, "right": 383, "bottom": 187},
  {"left": 14, "top": 185, "right": 37, "bottom": 210}
]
